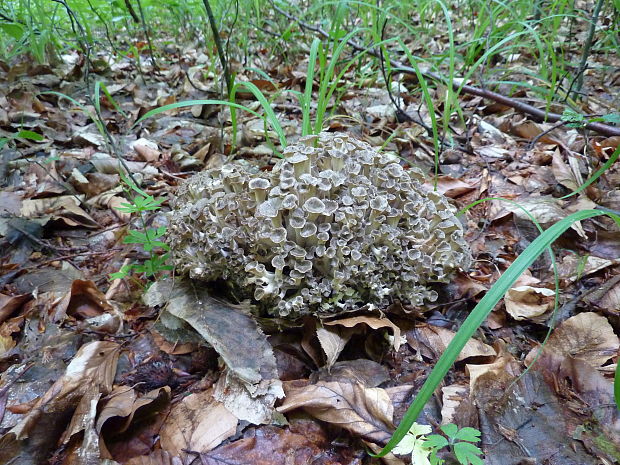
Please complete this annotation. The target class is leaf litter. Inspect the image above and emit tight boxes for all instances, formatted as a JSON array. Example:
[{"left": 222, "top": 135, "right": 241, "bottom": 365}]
[{"left": 0, "top": 3, "right": 619, "bottom": 464}]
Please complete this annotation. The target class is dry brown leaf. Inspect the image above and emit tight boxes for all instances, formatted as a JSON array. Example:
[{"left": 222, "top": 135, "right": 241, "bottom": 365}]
[
  {"left": 316, "top": 323, "right": 355, "bottom": 370},
  {"left": 584, "top": 275, "right": 620, "bottom": 314},
  {"left": 86, "top": 188, "right": 131, "bottom": 222},
  {"left": 0, "top": 333, "right": 15, "bottom": 356},
  {"left": 407, "top": 324, "right": 496, "bottom": 362},
  {"left": 0, "top": 341, "right": 121, "bottom": 464},
  {"left": 133, "top": 138, "right": 161, "bottom": 162},
  {"left": 199, "top": 420, "right": 355, "bottom": 465},
  {"left": 500, "top": 196, "right": 586, "bottom": 238},
  {"left": 526, "top": 312, "right": 619, "bottom": 368},
  {"left": 97, "top": 387, "right": 137, "bottom": 432},
  {"left": 144, "top": 279, "right": 283, "bottom": 424},
  {"left": 159, "top": 389, "right": 238, "bottom": 457},
  {"left": 324, "top": 315, "right": 402, "bottom": 351},
  {"left": 365, "top": 440, "right": 408, "bottom": 465},
  {"left": 466, "top": 342, "right": 521, "bottom": 391},
  {"left": 20, "top": 195, "right": 99, "bottom": 229},
  {"left": 0, "top": 293, "right": 31, "bottom": 324},
  {"left": 429, "top": 176, "right": 477, "bottom": 198},
  {"left": 551, "top": 148, "right": 581, "bottom": 191},
  {"left": 277, "top": 380, "right": 394, "bottom": 444},
  {"left": 126, "top": 450, "right": 183, "bottom": 465},
  {"left": 440, "top": 384, "right": 470, "bottom": 425},
  {"left": 504, "top": 285, "right": 555, "bottom": 322},
  {"left": 97, "top": 386, "right": 170, "bottom": 440},
  {"left": 556, "top": 254, "right": 618, "bottom": 283}
]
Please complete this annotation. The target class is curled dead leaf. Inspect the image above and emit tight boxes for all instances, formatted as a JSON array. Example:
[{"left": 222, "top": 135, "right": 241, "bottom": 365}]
[
  {"left": 525, "top": 312, "right": 619, "bottom": 369},
  {"left": 278, "top": 380, "right": 394, "bottom": 444}
]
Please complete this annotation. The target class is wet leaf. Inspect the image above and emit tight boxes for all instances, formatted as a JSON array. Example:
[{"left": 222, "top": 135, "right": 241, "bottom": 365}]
[{"left": 143, "top": 279, "right": 283, "bottom": 424}]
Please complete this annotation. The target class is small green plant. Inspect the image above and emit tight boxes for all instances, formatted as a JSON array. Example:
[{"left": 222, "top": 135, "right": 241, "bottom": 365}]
[
  {"left": 393, "top": 422, "right": 483, "bottom": 465},
  {"left": 109, "top": 171, "right": 172, "bottom": 283},
  {"left": 560, "top": 109, "right": 620, "bottom": 128},
  {"left": 0, "top": 129, "right": 44, "bottom": 150}
]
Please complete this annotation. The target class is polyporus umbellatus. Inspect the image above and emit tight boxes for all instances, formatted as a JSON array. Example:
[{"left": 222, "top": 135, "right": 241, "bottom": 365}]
[{"left": 167, "top": 132, "right": 470, "bottom": 317}]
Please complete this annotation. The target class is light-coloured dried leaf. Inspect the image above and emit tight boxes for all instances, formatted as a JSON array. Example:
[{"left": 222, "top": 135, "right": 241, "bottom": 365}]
[
  {"left": 159, "top": 389, "right": 237, "bottom": 457},
  {"left": 133, "top": 138, "right": 161, "bottom": 162},
  {"left": 125, "top": 450, "right": 183, "bottom": 465},
  {"left": 526, "top": 312, "right": 619, "bottom": 368},
  {"left": 324, "top": 315, "right": 402, "bottom": 351},
  {"left": 0, "top": 293, "right": 31, "bottom": 324},
  {"left": 551, "top": 148, "right": 580, "bottom": 191},
  {"left": 277, "top": 381, "right": 394, "bottom": 444},
  {"left": 316, "top": 324, "right": 355, "bottom": 370},
  {"left": 503, "top": 195, "right": 586, "bottom": 238},
  {"left": 556, "top": 254, "right": 618, "bottom": 283},
  {"left": 427, "top": 176, "right": 477, "bottom": 198},
  {"left": 20, "top": 195, "right": 99, "bottom": 228},
  {"left": 408, "top": 324, "right": 496, "bottom": 362},
  {"left": 440, "top": 384, "right": 470, "bottom": 426},
  {"left": 504, "top": 285, "right": 556, "bottom": 322},
  {"left": 466, "top": 344, "right": 521, "bottom": 391}
]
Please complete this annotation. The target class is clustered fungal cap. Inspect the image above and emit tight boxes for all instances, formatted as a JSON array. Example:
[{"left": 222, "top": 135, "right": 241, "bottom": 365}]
[{"left": 167, "top": 132, "right": 470, "bottom": 317}]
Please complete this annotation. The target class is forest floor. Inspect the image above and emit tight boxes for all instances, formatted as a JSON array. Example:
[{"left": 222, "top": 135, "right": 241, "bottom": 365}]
[{"left": 0, "top": 3, "right": 620, "bottom": 465}]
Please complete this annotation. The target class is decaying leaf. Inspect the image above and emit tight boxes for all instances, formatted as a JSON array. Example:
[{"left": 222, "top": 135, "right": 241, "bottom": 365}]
[
  {"left": 504, "top": 285, "right": 555, "bottom": 322},
  {"left": 0, "top": 292, "right": 31, "bottom": 324},
  {"left": 324, "top": 315, "right": 402, "bottom": 351},
  {"left": 0, "top": 341, "right": 121, "bottom": 464},
  {"left": 525, "top": 312, "right": 619, "bottom": 369},
  {"left": 278, "top": 380, "right": 395, "bottom": 444},
  {"left": 407, "top": 324, "right": 496, "bottom": 362},
  {"left": 316, "top": 323, "right": 356, "bottom": 370},
  {"left": 159, "top": 388, "right": 237, "bottom": 457},
  {"left": 199, "top": 419, "right": 358, "bottom": 465},
  {"left": 143, "top": 279, "right": 283, "bottom": 424}
]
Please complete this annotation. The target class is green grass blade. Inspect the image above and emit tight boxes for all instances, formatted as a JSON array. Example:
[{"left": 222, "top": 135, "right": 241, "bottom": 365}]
[
  {"left": 233, "top": 81, "right": 287, "bottom": 148},
  {"left": 399, "top": 42, "right": 440, "bottom": 190},
  {"left": 615, "top": 362, "right": 620, "bottom": 410},
  {"left": 560, "top": 146, "right": 620, "bottom": 200},
  {"left": 132, "top": 98, "right": 286, "bottom": 148},
  {"left": 98, "top": 81, "right": 128, "bottom": 118},
  {"left": 313, "top": 28, "right": 365, "bottom": 134},
  {"left": 373, "top": 208, "right": 620, "bottom": 457},
  {"left": 94, "top": 80, "right": 102, "bottom": 115},
  {"left": 302, "top": 38, "right": 321, "bottom": 136}
]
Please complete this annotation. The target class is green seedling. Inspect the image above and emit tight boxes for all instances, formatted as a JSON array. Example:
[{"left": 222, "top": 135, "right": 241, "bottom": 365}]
[
  {"left": 0, "top": 129, "right": 44, "bottom": 150},
  {"left": 109, "top": 171, "right": 172, "bottom": 283},
  {"left": 561, "top": 109, "right": 620, "bottom": 128},
  {"left": 393, "top": 422, "right": 483, "bottom": 465}
]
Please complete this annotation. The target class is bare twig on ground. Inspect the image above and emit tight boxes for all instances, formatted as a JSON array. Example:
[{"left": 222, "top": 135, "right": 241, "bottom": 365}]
[{"left": 571, "top": 0, "right": 605, "bottom": 99}]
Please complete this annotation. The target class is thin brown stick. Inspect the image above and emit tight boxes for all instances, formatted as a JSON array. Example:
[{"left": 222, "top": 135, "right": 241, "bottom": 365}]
[{"left": 272, "top": 3, "right": 620, "bottom": 138}]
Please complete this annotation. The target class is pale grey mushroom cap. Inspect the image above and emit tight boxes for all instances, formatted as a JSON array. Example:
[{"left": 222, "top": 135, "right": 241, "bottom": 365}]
[{"left": 167, "top": 132, "right": 470, "bottom": 317}]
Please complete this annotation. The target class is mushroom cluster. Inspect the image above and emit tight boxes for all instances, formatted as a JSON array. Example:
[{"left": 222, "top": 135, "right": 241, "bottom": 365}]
[{"left": 167, "top": 132, "right": 470, "bottom": 317}]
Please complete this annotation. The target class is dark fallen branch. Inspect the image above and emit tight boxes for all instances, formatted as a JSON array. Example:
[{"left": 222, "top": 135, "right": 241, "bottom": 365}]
[{"left": 271, "top": 3, "right": 620, "bottom": 138}]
